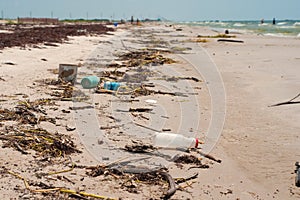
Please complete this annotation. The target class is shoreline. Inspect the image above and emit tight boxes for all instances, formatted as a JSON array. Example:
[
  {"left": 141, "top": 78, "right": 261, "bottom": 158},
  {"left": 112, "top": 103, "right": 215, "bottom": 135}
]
[{"left": 0, "top": 22, "right": 300, "bottom": 199}]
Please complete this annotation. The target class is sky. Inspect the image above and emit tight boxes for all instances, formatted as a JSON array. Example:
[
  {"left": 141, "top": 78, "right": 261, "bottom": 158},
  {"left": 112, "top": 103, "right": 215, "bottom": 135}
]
[{"left": 0, "top": 0, "right": 300, "bottom": 21}]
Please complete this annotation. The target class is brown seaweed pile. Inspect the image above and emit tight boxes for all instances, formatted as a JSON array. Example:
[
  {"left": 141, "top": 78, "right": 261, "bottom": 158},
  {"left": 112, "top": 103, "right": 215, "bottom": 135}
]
[
  {"left": 0, "top": 126, "right": 81, "bottom": 156},
  {"left": 0, "top": 23, "right": 114, "bottom": 49}
]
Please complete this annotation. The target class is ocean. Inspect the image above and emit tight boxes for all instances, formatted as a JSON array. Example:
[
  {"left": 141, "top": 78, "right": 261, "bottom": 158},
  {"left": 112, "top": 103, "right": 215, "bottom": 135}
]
[{"left": 178, "top": 20, "right": 300, "bottom": 37}]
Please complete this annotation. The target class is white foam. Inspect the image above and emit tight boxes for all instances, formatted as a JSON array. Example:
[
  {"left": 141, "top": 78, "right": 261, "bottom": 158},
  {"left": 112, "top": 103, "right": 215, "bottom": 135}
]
[
  {"left": 277, "top": 22, "right": 287, "bottom": 25},
  {"left": 233, "top": 23, "right": 245, "bottom": 27},
  {"left": 294, "top": 22, "right": 300, "bottom": 26}
]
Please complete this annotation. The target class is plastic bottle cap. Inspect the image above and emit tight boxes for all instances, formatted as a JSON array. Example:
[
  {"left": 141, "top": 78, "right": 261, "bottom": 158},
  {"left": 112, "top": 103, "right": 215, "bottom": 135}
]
[{"left": 195, "top": 138, "right": 199, "bottom": 148}]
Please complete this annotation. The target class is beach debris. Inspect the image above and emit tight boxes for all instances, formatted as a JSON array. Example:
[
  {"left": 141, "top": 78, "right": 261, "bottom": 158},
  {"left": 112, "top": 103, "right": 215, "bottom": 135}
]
[
  {"left": 114, "top": 49, "right": 176, "bottom": 68},
  {"left": 0, "top": 77, "right": 5, "bottom": 81},
  {"left": 145, "top": 99, "right": 157, "bottom": 105},
  {"left": 0, "top": 23, "right": 114, "bottom": 50},
  {"left": 133, "top": 122, "right": 160, "bottom": 132},
  {"left": 197, "top": 150, "right": 222, "bottom": 163},
  {"left": 295, "top": 162, "right": 300, "bottom": 187},
  {"left": 97, "top": 70, "right": 126, "bottom": 80},
  {"left": 0, "top": 99, "right": 56, "bottom": 125},
  {"left": 154, "top": 132, "right": 199, "bottom": 150},
  {"left": 124, "top": 141, "right": 156, "bottom": 153},
  {"left": 103, "top": 81, "right": 123, "bottom": 91},
  {"left": 3, "top": 61, "right": 16, "bottom": 65},
  {"left": 220, "top": 189, "right": 233, "bottom": 195},
  {"left": 81, "top": 75, "right": 100, "bottom": 89},
  {"left": 129, "top": 107, "right": 153, "bottom": 113},
  {"left": 0, "top": 126, "right": 81, "bottom": 157},
  {"left": 174, "top": 173, "right": 199, "bottom": 184},
  {"left": 217, "top": 39, "right": 244, "bottom": 43},
  {"left": 195, "top": 38, "right": 209, "bottom": 43},
  {"left": 66, "top": 125, "right": 76, "bottom": 131},
  {"left": 163, "top": 75, "right": 201, "bottom": 82},
  {"left": 173, "top": 155, "right": 209, "bottom": 168},
  {"left": 38, "top": 79, "right": 89, "bottom": 101},
  {"left": 269, "top": 92, "right": 300, "bottom": 107},
  {"left": 100, "top": 125, "right": 123, "bottom": 130},
  {"left": 5, "top": 169, "right": 117, "bottom": 199},
  {"left": 197, "top": 34, "right": 236, "bottom": 38},
  {"left": 58, "top": 64, "right": 78, "bottom": 85}
]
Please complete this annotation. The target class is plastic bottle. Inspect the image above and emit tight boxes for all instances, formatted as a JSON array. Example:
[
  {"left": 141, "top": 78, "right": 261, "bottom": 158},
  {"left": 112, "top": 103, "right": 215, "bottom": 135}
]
[
  {"left": 103, "top": 81, "right": 122, "bottom": 91},
  {"left": 81, "top": 76, "right": 100, "bottom": 89},
  {"left": 154, "top": 132, "right": 199, "bottom": 149}
]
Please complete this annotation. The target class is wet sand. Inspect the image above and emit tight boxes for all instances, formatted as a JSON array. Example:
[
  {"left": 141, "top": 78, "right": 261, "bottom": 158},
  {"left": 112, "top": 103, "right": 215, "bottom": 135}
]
[{"left": 0, "top": 22, "right": 300, "bottom": 199}]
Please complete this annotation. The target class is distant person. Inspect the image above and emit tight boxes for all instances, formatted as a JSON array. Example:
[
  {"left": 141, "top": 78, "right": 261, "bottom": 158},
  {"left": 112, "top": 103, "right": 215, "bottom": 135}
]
[
  {"left": 261, "top": 18, "right": 264, "bottom": 24},
  {"left": 136, "top": 18, "right": 140, "bottom": 25},
  {"left": 131, "top": 16, "right": 134, "bottom": 24},
  {"left": 273, "top": 18, "right": 276, "bottom": 25}
]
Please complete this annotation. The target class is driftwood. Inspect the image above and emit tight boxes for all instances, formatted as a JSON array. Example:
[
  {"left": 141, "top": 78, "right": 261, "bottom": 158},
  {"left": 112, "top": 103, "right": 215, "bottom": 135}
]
[
  {"left": 160, "top": 171, "right": 177, "bottom": 199},
  {"left": 129, "top": 108, "right": 153, "bottom": 112},
  {"left": 100, "top": 125, "right": 123, "bottom": 130},
  {"left": 217, "top": 39, "right": 244, "bottom": 43},
  {"left": 269, "top": 93, "right": 300, "bottom": 107},
  {"left": 175, "top": 173, "right": 199, "bottom": 184},
  {"left": 198, "top": 151, "right": 222, "bottom": 163}
]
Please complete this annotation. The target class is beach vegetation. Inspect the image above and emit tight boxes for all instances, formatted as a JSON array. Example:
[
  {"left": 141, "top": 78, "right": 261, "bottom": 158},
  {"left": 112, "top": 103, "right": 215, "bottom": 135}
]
[
  {"left": 197, "top": 34, "right": 236, "bottom": 38},
  {"left": 60, "top": 18, "right": 110, "bottom": 23},
  {"left": 195, "top": 38, "right": 209, "bottom": 43},
  {"left": 5, "top": 19, "right": 17, "bottom": 25}
]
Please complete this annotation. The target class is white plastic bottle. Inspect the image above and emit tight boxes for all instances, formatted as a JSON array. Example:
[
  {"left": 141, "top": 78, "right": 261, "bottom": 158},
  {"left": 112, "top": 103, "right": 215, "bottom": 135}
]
[{"left": 154, "top": 132, "right": 199, "bottom": 149}]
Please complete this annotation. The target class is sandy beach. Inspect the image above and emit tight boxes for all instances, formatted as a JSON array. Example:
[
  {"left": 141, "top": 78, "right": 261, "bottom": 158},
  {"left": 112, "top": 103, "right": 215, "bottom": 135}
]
[{"left": 0, "top": 21, "right": 300, "bottom": 199}]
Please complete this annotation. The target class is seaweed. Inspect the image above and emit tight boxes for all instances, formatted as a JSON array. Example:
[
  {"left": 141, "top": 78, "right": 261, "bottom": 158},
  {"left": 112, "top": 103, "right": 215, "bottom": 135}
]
[{"left": 0, "top": 126, "right": 81, "bottom": 157}]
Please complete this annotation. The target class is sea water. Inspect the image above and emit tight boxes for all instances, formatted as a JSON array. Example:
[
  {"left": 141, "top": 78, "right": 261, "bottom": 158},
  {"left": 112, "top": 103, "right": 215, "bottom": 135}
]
[{"left": 178, "top": 20, "right": 300, "bottom": 37}]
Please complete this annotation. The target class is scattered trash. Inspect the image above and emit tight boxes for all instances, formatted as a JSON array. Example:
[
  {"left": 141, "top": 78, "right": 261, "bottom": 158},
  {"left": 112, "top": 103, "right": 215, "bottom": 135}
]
[
  {"left": 145, "top": 99, "right": 157, "bottom": 105},
  {"left": 81, "top": 76, "right": 100, "bottom": 89},
  {"left": 103, "top": 81, "right": 122, "bottom": 91},
  {"left": 154, "top": 132, "right": 200, "bottom": 150},
  {"left": 58, "top": 64, "right": 78, "bottom": 85}
]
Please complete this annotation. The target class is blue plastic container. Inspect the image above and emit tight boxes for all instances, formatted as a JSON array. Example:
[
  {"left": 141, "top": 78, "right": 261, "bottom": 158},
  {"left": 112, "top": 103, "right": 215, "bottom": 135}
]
[
  {"left": 81, "top": 76, "right": 100, "bottom": 89},
  {"left": 104, "top": 81, "right": 121, "bottom": 91}
]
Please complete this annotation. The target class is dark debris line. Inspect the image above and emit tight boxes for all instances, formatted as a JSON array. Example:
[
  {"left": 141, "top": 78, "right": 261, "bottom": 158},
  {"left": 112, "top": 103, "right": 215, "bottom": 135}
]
[{"left": 0, "top": 23, "right": 114, "bottom": 49}]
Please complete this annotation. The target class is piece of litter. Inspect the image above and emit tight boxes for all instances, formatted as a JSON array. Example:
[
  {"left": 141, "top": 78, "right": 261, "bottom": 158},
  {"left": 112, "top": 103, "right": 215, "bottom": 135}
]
[{"left": 145, "top": 99, "right": 157, "bottom": 104}]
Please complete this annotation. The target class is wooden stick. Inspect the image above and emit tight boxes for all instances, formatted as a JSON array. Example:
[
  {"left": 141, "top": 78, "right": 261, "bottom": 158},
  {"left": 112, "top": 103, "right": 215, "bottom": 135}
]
[
  {"left": 175, "top": 173, "right": 199, "bottom": 184},
  {"left": 198, "top": 151, "right": 222, "bottom": 163},
  {"left": 160, "top": 171, "right": 177, "bottom": 199},
  {"left": 269, "top": 92, "right": 300, "bottom": 107}
]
